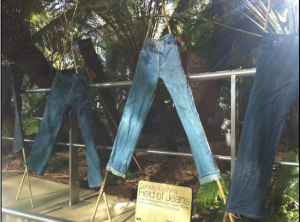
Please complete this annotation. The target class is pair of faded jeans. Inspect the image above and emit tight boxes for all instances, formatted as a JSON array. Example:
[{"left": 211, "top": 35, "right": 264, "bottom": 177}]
[
  {"left": 26, "top": 70, "right": 103, "bottom": 188},
  {"left": 107, "top": 33, "right": 221, "bottom": 184},
  {"left": 1, "top": 64, "right": 24, "bottom": 153},
  {"left": 226, "top": 33, "right": 299, "bottom": 219}
]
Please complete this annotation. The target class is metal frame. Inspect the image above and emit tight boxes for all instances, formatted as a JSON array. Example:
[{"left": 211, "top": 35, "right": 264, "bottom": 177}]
[
  {"left": 2, "top": 207, "right": 72, "bottom": 222},
  {"left": 2, "top": 68, "right": 299, "bottom": 207}
]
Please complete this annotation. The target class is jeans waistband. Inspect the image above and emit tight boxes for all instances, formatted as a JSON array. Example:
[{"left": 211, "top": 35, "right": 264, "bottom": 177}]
[
  {"left": 144, "top": 33, "right": 176, "bottom": 46},
  {"left": 54, "top": 69, "right": 85, "bottom": 83},
  {"left": 261, "top": 32, "right": 298, "bottom": 46}
]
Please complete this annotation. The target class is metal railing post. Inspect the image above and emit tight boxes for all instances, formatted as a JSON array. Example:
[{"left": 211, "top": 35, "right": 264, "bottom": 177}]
[
  {"left": 230, "top": 75, "right": 237, "bottom": 176},
  {"left": 69, "top": 110, "right": 79, "bottom": 206}
]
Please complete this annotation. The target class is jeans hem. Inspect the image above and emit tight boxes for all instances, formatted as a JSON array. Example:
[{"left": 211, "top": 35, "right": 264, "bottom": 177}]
[
  {"left": 89, "top": 184, "right": 102, "bottom": 188},
  {"left": 11, "top": 147, "right": 23, "bottom": 153},
  {"left": 198, "top": 171, "right": 221, "bottom": 184},
  {"left": 225, "top": 209, "right": 267, "bottom": 220},
  {"left": 26, "top": 163, "right": 45, "bottom": 175},
  {"left": 106, "top": 164, "right": 126, "bottom": 178}
]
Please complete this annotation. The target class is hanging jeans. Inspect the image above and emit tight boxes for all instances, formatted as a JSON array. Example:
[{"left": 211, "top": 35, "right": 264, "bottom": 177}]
[
  {"left": 1, "top": 64, "right": 24, "bottom": 153},
  {"left": 106, "top": 33, "right": 221, "bottom": 184},
  {"left": 225, "top": 33, "right": 299, "bottom": 219},
  {"left": 26, "top": 70, "right": 103, "bottom": 188}
]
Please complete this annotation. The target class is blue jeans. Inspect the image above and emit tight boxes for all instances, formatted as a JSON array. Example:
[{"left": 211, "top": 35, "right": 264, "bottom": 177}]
[
  {"left": 1, "top": 64, "right": 24, "bottom": 153},
  {"left": 226, "top": 33, "right": 299, "bottom": 219},
  {"left": 27, "top": 70, "right": 103, "bottom": 188},
  {"left": 107, "top": 34, "right": 221, "bottom": 184}
]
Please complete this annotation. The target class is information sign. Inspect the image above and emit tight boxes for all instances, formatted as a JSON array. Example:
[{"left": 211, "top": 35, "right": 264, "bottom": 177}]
[{"left": 135, "top": 181, "right": 192, "bottom": 222}]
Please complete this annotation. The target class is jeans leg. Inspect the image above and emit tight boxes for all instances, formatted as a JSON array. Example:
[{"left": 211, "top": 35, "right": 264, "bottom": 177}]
[
  {"left": 11, "top": 75, "right": 25, "bottom": 153},
  {"left": 225, "top": 33, "right": 299, "bottom": 219},
  {"left": 69, "top": 79, "right": 104, "bottom": 188},
  {"left": 107, "top": 62, "right": 159, "bottom": 178},
  {"left": 27, "top": 82, "right": 70, "bottom": 175},
  {"left": 161, "top": 66, "right": 221, "bottom": 184}
]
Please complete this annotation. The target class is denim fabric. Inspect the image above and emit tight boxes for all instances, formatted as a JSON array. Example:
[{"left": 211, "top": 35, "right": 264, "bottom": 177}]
[
  {"left": 1, "top": 64, "right": 24, "bottom": 153},
  {"left": 107, "top": 34, "right": 221, "bottom": 184},
  {"left": 226, "top": 33, "right": 299, "bottom": 219},
  {"left": 26, "top": 70, "right": 103, "bottom": 188}
]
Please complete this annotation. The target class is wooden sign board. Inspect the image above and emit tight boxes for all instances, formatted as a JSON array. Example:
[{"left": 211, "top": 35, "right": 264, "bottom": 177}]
[{"left": 135, "top": 181, "right": 192, "bottom": 222}]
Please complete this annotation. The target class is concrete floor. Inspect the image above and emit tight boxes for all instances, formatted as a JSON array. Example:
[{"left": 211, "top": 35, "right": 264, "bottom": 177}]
[{"left": 1, "top": 171, "right": 136, "bottom": 222}]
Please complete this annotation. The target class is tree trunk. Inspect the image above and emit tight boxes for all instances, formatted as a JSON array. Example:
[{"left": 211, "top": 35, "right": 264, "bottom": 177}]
[
  {"left": 93, "top": 113, "right": 112, "bottom": 164},
  {"left": 155, "top": 86, "right": 178, "bottom": 152},
  {"left": 78, "top": 38, "right": 120, "bottom": 137},
  {"left": 106, "top": 44, "right": 119, "bottom": 75},
  {"left": 2, "top": 103, "right": 15, "bottom": 137},
  {"left": 180, "top": 52, "right": 188, "bottom": 74},
  {"left": 1, "top": 0, "right": 54, "bottom": 88},
  {"left": 197, "top": 27, "right": 235, "bottom": 133}
]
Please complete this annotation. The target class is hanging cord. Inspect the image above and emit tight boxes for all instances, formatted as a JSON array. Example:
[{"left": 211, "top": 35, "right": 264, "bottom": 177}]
[
  {"left": 59, "top": 0, "right": 79, "bottom": 70},
  {"left": 263, "top": 0, "right": 271, "bottom": 32}
]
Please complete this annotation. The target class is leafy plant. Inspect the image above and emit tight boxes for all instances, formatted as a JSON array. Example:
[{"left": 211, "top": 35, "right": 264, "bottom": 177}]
[
  {"left": 22, "top": 117, "right": 42, "bottom": 136},
  {"left": 125, "top": 170, "right": 136, "bottom": 180},
  {"left": 193, "top": 172, "right": 231, "bottom": 220},
  {"left": 106, "top": 172, "right": 116, "bottom": 184},
  {"left": 265, "top": 149, "right": 299, "bottom": 221},
  {"left": 193, "top": 150, "right": 299, "bottom": 221},
  {"left": 50, "top": 156, "right": 69, "bottom": 172}
]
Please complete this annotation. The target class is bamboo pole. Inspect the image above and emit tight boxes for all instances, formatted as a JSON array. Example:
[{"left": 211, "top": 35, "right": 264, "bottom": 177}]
[
  {"left": 16, "top": 149, "right": 34, "bottom": 208},
  {"left": 103, "top": 192, "right": 112, "bottom": 222},
  {"left": 90, "top": 171, "right": 110, "bottom": 222},
  {"left": 217, "top": 180, "right": 234, "bottom": 222},
  {"left": 15, "top": 169, "right": 26, "bottom": 201}
]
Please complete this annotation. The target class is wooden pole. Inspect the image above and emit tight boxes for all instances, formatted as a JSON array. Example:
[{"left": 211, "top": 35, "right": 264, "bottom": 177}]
[
  {"left": 103, "top": 192, "right": 112, "bottom": 222},
  {"left": 217, "top": 180, "right": 233, "bottom": 222},
  {"left": 16, "top": 149, "right": 34, "bottom": 208},
  {"left": 15, "top": 169, "right": 26, "bottom": 201},
  {"left": 90, "top": 171, "right": 110, "bottom": 222}
]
